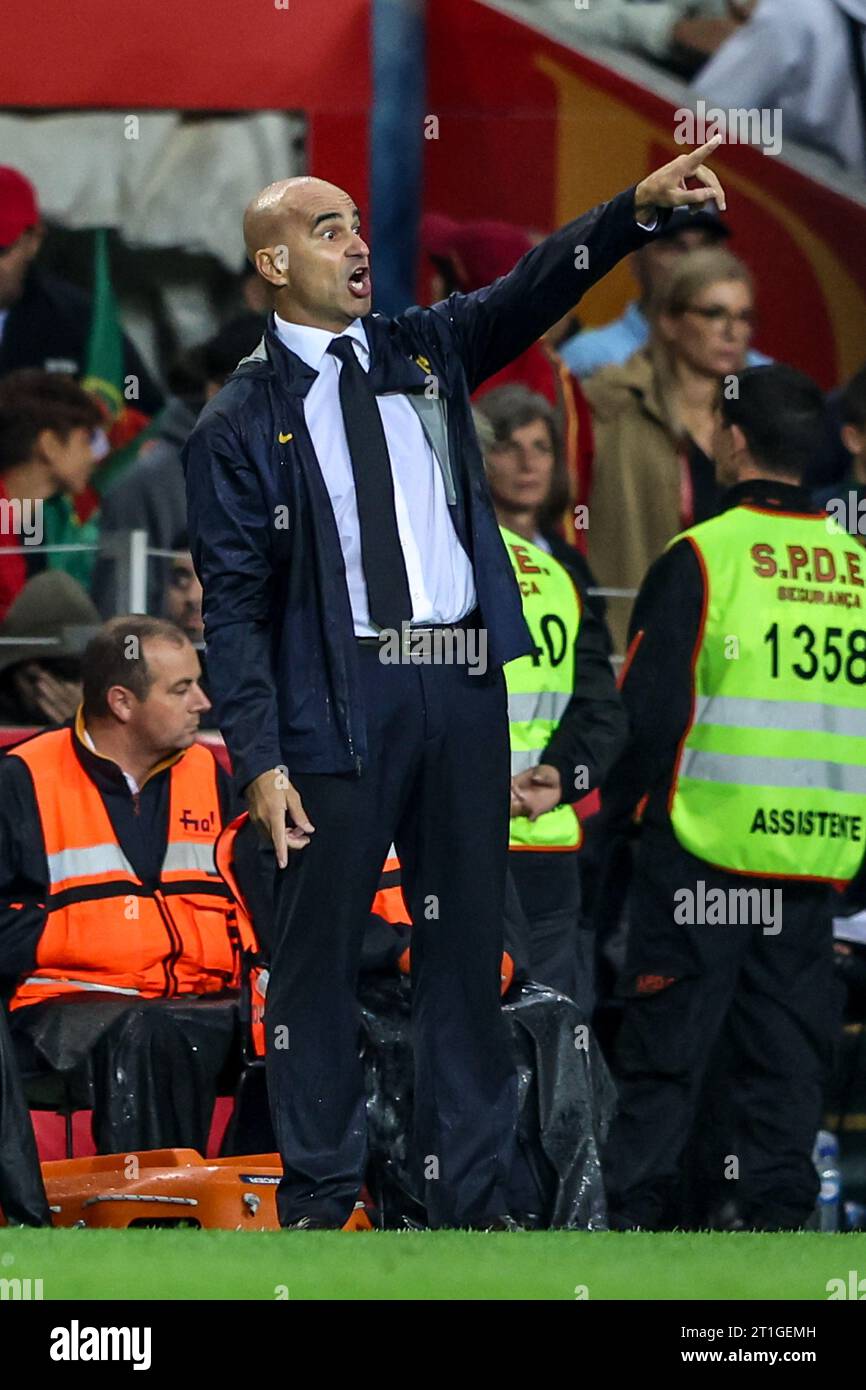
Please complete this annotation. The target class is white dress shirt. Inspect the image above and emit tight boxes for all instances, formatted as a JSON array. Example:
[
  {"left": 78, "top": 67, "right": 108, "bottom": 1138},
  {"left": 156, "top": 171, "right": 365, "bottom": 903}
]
[
  {"left": 82, "top": 726, "right": 140, "bottom": 794},
  {"left": 273, "top": 314, "right": 477, "bottom": 636}
]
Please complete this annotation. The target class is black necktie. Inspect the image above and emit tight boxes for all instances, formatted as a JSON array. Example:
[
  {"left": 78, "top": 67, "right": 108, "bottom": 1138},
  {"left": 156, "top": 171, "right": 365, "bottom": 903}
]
[{"left": 327, "top": 335, "right": 413, "bottom": 631}]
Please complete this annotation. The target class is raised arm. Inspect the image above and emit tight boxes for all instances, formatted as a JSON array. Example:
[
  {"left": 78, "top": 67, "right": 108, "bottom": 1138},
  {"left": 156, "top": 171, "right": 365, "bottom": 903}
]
[{"left": 428, "top": 140, "right": 726, "bottom": 394}]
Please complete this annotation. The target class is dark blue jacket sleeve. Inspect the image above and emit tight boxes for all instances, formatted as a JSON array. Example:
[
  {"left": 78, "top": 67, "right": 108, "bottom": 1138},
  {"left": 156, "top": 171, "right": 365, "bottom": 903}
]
[
  {"left": 429, "top": 186, "right": 660, "bottom": 394},
  {"left": 184, "top": 412, "right": 283, "bottom": 793}
]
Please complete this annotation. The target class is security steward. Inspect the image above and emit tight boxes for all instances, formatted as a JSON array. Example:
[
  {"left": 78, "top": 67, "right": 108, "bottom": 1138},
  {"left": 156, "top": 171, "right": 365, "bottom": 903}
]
[
  {"left": 602, "top": 366, "right": 866, "bottom": 1231},
  {"left": 501, "top": 522, "right": 626, "bottom": 1009},
  {"left": 0, "top": 615, "right": 258, "bottom": 1154},
  {"left": 471, "top": 396, "right": 627, "bottom": 1008}
]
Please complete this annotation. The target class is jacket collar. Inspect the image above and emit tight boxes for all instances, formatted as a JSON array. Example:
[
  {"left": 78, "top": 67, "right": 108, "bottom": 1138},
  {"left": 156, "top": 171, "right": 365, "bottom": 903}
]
[
  {"left": 70, "top": 705, "right": 184, "bottom": 796},
  {"left": 272, "top": 315, "right": 369, "bottom": 373},
  {"left": 239, "top": 312, "right": 441, "bottom": 400},
  {"left": 615, "top": 347, "right": 671, "bottom": 430},
  {"left": 720, "top": 478, "right": 817, "bottom": 514}
]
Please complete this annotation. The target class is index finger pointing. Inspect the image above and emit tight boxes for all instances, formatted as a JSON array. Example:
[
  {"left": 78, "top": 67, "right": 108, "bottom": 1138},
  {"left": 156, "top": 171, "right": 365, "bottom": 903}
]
[{"left": 682, "top": 135, "right": 724, "bottom": 169}]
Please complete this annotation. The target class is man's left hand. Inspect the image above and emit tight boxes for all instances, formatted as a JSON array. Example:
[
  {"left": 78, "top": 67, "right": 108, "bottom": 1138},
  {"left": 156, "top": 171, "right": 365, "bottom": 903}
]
[
  {"left": 634, "top": 136, "right": 727, "bottom": 226},
  {"left": 510, "top": 764, "right": 563, "bottom": 822}
]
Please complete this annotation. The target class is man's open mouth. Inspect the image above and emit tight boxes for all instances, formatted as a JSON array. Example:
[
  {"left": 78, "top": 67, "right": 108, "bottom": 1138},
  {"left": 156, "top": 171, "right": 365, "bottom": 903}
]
[{"left": 348, "top": 265, "right": 371, "bottom": 298}]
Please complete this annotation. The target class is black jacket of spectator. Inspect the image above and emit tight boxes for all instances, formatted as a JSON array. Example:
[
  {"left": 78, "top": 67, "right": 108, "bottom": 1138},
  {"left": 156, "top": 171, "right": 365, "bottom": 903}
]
[
  {"left": 184, "top": 186, "right": 661, "bottom": 791},
  {"left": 0, "top": 720, "right": 238, "bottom": 998},
  {"left": 537, "top": 540, "right": 627, "bottom": 804},
  {"left": 0, "top": 266, "right": 163, "bottom": 416}
]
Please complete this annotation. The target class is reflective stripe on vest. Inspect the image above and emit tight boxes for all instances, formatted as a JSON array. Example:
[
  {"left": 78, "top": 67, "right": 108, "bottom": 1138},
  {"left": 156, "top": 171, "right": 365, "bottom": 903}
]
[
  {"left": 500, "top": 527, "right": 582, "bottom": 850},
  {"left": 8, "top": 729, "right": 244, "bottom": 1008},
  {"left": 21, "top": 977, "right": 143, "bottom": 996},
  {"left": 46, "top": 843, "right": 137, "bottom": 892},
  {"left": 668, "top": 506, "right": 866, "bottom": 881}
]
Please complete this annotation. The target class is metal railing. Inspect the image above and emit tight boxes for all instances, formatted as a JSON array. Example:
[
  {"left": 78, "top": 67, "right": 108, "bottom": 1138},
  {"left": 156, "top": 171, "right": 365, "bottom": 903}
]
[{"left": 0, "top": 531, "right": 641, "bottom": 664}]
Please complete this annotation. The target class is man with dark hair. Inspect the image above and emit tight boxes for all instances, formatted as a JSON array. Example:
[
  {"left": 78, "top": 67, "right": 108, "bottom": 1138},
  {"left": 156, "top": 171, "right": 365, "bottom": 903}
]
[
  {"left": 816, "top": 363, "right": 866, "bottom": 531},
  {"left": 0, "top": 615, "right": 260, "bottom": 1153},
  {"left": 0, "top": 368, "right": 104, "bottom": 620},
  {"left": 600, "top": 365, "right": 866, "bottom": 1230}
]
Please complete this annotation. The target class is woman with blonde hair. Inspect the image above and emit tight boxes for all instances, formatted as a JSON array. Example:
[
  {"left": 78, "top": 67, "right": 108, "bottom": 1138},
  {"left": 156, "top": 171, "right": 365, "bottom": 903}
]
[{"left": 584, "top": 247, "right": 757, "bottom": 655}]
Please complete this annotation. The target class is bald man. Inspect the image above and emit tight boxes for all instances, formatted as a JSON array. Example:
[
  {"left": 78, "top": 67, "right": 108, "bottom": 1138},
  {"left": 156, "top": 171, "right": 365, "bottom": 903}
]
[{"left": 184, "top": 145, "right": 726, "bottom": 1230}]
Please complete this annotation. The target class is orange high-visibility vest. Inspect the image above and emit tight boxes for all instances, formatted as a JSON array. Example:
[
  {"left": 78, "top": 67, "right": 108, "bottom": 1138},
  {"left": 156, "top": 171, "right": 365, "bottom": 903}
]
[
  {"left": 371, "top": 844, "right": 514, "bottom": 995},
  {"left": 213, "top": 813, "right": 266, "bottom": 1058},
  {"left": 8, "top": 729, "right": 257, "bottom": 1010},
  {"left": 371, "top": 845, "right": 411, "bottom": 926}
]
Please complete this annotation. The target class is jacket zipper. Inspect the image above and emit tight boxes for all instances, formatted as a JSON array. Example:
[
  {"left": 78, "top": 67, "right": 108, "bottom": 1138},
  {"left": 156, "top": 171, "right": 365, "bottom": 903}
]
[{"left": 153, "top": 888, "right": 182, "bottom": 997}]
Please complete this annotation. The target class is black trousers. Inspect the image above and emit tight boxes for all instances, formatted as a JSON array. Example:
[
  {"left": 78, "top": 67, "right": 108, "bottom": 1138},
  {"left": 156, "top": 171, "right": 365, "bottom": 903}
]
[
  {"left": 604, "top": 828, "right": 840, "bottom": 1230},
  {"left": 508, "top": 850, "right": 593, "bottom": 1012},
  {"left": 265, "top": 636, "right": 517, "bottom": 1228}
]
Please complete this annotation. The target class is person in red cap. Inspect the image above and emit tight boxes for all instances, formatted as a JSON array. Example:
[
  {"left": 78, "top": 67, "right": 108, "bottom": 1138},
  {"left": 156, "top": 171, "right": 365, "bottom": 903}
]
[{"left": 0, "top": 167, "right": 162, "bottom": 415}]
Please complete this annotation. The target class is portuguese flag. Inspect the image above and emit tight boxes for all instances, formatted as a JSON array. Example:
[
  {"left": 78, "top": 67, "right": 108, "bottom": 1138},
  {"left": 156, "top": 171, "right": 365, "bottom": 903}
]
[
  {"left": 81, "top": 228, "right": 126, "bottom": 420},
  {"left": 80, "top": 229, "right": 158, "bottom": 500}
]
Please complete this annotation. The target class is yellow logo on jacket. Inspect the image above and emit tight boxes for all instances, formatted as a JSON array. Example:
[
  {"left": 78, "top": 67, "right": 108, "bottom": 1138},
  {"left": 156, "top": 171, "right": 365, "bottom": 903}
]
[{"left": 278, "top": 431, "right": 293, "bottom": 444}]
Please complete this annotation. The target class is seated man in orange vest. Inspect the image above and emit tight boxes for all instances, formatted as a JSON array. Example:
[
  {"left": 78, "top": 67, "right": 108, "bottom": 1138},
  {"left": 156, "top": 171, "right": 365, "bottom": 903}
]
[{"left": 0, "top": 615, "right": 258, "bottom": 1154}]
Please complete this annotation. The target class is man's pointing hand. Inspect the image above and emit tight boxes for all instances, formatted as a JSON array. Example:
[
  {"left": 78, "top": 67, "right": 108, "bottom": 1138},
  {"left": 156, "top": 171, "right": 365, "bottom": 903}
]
[
  {"left": 246, "top": 768, "right": 315, "bottom": 869},
  {"left": 634, "top": 136, "right": 727, "bottom": 226}
]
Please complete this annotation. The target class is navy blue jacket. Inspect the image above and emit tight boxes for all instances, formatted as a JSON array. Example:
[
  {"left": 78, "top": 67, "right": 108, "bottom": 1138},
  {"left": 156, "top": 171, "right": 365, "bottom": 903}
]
[{"left": 183, "top": 186, "right": 660, "bottom": 789}]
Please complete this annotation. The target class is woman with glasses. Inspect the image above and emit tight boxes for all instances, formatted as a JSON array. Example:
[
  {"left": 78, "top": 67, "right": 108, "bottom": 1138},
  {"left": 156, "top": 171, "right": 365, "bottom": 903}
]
[{"left": 584, "top": 247, "right": 758, "bottom": 655}]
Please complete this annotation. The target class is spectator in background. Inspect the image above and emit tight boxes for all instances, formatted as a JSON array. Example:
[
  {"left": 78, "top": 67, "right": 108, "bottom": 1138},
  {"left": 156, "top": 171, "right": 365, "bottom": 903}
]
[
  {"left": 100, "top": 316, "right": 265, "bottom": 556},
  {"left": 0, "top": 167, "right": 163, "bottom": 413},
  {"left": 0, "top": 370, "right": 103, "bottom": 621},
  {"left": 815, "top": 363, "right": 866, "bottom": 520},
  {"left": 473, "top": 402, "right": 626, "bottom": 1010},
  {"left": 94, "top": 316, "right": 264, "bottom": 617},
  {"left": 694, "top": 0, "right": 866, "bottom": 177},
  {"left": 585, "top": 247, "right": 756, "bottom": 654},
  {"left": 474, "top": 386, "right": 607, "bottom": 622},
  {"left": 159, "top": 529, "right": 223, "bottom": 732},
  {"left": 161, "top": 533, "right": 204, "bottom": 645},
  {"left": 531, "top": 0, "right": 757, "bottom": 76},
  {"left": 0, "top": 571, "right": 99, "bottom": 727},
  {"left": 423, "top": 215, "right": 564, "bottom": 403},
  {"left": 559, "top": 204, "right": 768, "bottom": 379}
]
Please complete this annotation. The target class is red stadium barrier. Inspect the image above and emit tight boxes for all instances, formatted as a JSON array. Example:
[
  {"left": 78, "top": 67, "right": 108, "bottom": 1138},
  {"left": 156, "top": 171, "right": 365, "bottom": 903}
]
[
  {"left": 0, "top": 0, "right": 372, "bottom": 229},
  {"left": 424, "top": 0, "right": 866, "bottom": 390}
]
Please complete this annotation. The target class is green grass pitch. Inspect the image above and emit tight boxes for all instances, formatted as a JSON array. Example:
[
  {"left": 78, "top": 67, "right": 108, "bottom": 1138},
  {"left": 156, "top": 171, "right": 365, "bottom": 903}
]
[{"left": 2, "top": 1230, "right": 866, "bottom": 1300}]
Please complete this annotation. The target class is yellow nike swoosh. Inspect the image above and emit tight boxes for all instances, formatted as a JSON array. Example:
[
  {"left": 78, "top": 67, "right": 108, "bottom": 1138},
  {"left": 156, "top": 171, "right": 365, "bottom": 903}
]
[{"left": 278, "top": 431, "right": 293, "bottom": 444}]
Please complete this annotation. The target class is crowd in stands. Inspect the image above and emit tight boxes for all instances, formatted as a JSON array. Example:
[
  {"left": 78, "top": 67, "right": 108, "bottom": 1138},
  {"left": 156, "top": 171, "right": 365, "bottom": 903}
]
[
  {"left": 530, "top": 0, "right": 866, "bottom": 176},
  {"left": 1, "top": 135, "right": 865, "bottom": 1230}
]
